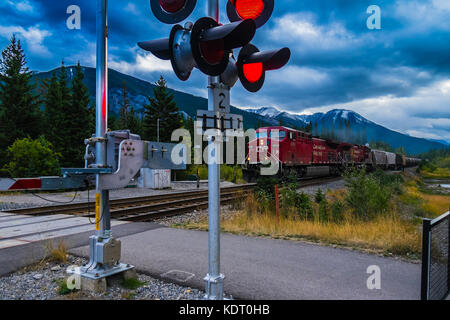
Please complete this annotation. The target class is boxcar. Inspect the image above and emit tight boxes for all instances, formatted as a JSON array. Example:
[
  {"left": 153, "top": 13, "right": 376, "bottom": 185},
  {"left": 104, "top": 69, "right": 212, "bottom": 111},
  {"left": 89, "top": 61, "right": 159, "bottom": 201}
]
[{"left": 386, "top": 152, "right": 397, "bottom": 169}]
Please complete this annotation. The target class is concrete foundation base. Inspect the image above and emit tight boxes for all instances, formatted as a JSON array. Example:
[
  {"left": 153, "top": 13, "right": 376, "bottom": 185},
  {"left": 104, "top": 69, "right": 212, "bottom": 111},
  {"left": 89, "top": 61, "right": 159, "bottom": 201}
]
[{"left": 66, "top": 267, "right": 137, "bottom": 294}]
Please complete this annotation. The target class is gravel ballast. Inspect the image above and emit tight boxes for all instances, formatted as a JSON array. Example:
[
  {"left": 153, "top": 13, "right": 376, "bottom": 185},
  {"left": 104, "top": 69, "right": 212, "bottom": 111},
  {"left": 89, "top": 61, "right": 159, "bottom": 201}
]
[
  {"left": 0, "top": 256, "right": 204, "bottom": 300},
  {"left": 0, "top": 181, "right": 237, "bottom": 211}
]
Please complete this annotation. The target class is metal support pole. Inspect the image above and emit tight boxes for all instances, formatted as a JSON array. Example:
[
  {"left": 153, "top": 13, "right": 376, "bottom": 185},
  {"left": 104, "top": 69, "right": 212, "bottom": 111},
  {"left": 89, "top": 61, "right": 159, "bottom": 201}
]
[
  {"left": 69, "top": 0, "right": 133, "bottom": 283},
  {"left": 421, "top": 218, "right": 431, "bottom": 300},
  {"left": 156, "top": 118, "right": 159, "bottom": 142},
  {"left": 204, "top": 0, "right": 225, "bottom": 300},
  {"left": 96, "top": 0, "right": 110, "bottom": 239}
]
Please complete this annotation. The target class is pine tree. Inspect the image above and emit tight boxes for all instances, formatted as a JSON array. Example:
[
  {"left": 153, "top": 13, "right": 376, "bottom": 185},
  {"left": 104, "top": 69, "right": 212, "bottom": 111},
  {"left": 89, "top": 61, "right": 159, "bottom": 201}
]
[
  {"left": 66, "top": 62, "right": 94, "bottom": 167},
  {"left": 117, "top": 81, "right": 142, "bottom": 135},
  {"left": 42, "top": 61, "right": 73, "bottom": 167},
  {"left": 0, "top": 36, "right": 42, "bottom": 158},
  {"left": 43, "top": 71, "right": 64, "bottom": 152},
  {"left": 143, "top": 76, "right": 183, "bottom": 142},
  {"left": 118, "top": 81, "right": 131, "bottom": 129}
]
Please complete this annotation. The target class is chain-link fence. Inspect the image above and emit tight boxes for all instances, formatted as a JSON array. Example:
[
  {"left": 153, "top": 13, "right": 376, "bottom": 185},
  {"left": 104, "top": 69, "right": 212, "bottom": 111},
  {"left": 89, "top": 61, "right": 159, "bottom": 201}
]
[{"left": 421, "top": 211, "right": 450, "bottom": 300}]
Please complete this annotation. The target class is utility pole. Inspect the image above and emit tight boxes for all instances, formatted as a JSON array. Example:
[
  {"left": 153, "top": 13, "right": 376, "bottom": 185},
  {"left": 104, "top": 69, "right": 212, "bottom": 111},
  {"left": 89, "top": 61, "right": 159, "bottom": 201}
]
[
  {"left": 204, "top": 0, "right": 224, "bottom": 300},
  {"left": 157, "top": 118, "right": 160, "bottom": 142}
]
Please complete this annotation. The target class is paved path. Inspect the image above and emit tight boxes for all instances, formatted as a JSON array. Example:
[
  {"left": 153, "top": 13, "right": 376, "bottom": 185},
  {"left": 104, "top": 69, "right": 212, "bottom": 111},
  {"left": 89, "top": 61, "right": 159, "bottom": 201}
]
[{"left": 71, "top": 225, "right": 421, "bottom": 300}]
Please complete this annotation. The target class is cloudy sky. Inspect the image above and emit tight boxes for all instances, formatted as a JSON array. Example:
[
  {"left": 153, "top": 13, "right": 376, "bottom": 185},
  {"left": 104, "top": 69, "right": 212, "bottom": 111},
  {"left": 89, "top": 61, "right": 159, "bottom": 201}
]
[{"left": 1, "top": 0, "right": 449, "bottom": 142}]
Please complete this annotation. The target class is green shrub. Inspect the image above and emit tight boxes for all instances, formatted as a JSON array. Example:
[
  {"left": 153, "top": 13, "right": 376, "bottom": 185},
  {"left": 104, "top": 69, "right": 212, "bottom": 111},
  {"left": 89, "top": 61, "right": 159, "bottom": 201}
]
[
  {"left": 314, "top": 188, "right": 325, "bottom": 204},
  {"left": 279, "top": 183, "right": 313, "bottom": 219},
  {"left": 221, "top": 165, "right": 243, "bottom": 183},
  {"left": 330, "top": 200, "right": 345, "bottom": 223},
  {"left": 344, "top": 169, "right": 390, "bottom": 220},
  {"left": 4, "top": 136, "right": 61, "bottom": 178},
  {"left": 316, "top": 199, "right": 329, "bottom": 223}
]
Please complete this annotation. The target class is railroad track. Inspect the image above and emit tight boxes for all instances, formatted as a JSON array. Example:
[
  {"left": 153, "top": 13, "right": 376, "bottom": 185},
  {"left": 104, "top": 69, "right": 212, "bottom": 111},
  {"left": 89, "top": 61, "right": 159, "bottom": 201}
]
[{"left": 3, "top": 184, "right": 255, "bottom": 222}]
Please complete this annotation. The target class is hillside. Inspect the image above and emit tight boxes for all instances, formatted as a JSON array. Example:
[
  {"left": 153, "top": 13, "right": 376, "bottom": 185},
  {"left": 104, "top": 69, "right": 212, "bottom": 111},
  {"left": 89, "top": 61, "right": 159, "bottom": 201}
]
[{"left": 32, "top": 66, "right": 446, "bottom": 155}]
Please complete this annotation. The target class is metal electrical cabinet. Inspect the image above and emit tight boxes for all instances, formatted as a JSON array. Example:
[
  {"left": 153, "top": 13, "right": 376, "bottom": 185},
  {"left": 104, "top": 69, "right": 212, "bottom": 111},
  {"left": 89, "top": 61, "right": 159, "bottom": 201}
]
[{"left": 138, "top": 168, "right": 171, "bottom": 189}]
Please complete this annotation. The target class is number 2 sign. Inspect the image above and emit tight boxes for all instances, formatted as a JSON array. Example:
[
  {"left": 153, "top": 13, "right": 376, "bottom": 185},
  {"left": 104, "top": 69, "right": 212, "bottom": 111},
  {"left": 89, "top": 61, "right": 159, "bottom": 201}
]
[{"left": 213, "top": 86, "right": 231, "bottom": 115}]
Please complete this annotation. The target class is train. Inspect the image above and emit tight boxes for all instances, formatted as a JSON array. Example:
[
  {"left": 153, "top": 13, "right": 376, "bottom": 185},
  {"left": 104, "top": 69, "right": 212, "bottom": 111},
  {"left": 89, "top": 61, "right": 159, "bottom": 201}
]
[{"left": 242, "top": 126, "right": 421, "bottom": 182}]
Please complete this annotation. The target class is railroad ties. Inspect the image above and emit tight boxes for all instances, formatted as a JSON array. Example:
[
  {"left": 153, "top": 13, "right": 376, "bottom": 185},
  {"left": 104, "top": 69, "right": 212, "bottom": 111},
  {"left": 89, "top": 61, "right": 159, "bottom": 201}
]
[{"left": 3, "top": 185, "right": 256, "bottom": 222}]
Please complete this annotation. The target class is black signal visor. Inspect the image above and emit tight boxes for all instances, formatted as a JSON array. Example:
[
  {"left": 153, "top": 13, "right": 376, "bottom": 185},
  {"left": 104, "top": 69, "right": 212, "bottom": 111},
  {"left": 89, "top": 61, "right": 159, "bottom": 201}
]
[
  {"left": 237, "top": 44, "right": 291, "bottom": 93},
  {"left": 244, "top": 47, "right": 291, "bottom": 71},
  {"left": 191, "top": 17, "right": 256, "bottom": 77},
  {"left": 202, "top": 19, "right": 256, "bottom": 50},
  {"left": 150, "top": 0, "right": 197, "bottom": 24},
  {"left": 138, "top": 38, "right": 171, "bottom": 60}
]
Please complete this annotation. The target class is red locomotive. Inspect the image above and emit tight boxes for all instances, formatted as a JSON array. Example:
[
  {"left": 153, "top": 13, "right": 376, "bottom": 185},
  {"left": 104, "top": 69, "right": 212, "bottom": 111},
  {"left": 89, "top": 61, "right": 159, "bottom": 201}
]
[{"left": 242, "top": 126, "right": 415, "bottom": 182}]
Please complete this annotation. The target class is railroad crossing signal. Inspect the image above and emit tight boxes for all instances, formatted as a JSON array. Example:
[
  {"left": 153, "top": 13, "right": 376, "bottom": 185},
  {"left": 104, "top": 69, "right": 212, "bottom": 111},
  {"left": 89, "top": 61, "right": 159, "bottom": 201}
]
[
  {"left": 227, "top": 0, "right": 274, "bottom": 28},
  {"left": 138, "top": 0, "right": 291, "bottom": 300},
  {"left": 237, "top": 44, "right": 291, "bottom": 92},
  {"left": 150, "top": 0, "right": 197, "bottom": 24},
  {"left": 138, "top": 18, "right": 256, "bottom": 80}
]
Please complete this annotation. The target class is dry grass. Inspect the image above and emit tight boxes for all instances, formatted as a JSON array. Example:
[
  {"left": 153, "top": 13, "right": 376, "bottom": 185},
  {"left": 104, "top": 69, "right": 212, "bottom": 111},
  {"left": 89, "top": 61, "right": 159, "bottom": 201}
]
[
  {"left": 48, "top": 240, "right": 69, "bottom": 263},
  {"left": 406, "top": 185, "right": 450, "bottom": 217},
  {"left": 421, "top": 168, "right": 450, "bottom": 179},
  {"left": 184, "top": 212, "right": 421, "bottom": 257},
  {"left": 181, "top": 192, "right": 422, "bottom": 257}
]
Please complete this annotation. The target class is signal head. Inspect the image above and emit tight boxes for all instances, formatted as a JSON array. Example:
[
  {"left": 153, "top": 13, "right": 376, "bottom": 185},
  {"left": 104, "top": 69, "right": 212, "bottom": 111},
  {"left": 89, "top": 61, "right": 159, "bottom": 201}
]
[
  {"left": 227, "top": 0, "right": 274, "bottom": 28},
  {"left": 150, "top": 0, "right": 197, "bottom": 24},
  {"left": 191, "top": 17, "right": 256, "bottom": 77},
  {"left": 237, "top": 44, "right": 290, "bottom": 92}
]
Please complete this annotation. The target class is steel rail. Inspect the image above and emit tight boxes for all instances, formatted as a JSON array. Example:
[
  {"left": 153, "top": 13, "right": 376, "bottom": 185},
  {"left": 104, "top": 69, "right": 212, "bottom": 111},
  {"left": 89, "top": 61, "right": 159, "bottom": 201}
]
[{"left": 3, "top": 184, "right": 255, "bottom": 217}]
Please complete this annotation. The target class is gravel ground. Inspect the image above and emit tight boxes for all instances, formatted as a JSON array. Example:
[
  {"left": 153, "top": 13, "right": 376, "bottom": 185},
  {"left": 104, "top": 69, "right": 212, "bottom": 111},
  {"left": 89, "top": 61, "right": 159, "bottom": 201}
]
[
  {"left": 154, "top": 204, "right": 238, "bottom": 227},
  {"left": 0, "top": 181, "right": 237, "bottom": 211},
  {"left": 297, "top": 178, "right": 345, "bottom": 196},
  {"left": 0, "top": 256, "right": 204, "bottom": 300}
]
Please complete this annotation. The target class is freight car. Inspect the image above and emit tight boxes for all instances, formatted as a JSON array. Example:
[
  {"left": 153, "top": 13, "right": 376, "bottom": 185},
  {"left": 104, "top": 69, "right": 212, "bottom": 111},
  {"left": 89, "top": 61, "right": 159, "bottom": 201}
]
[{"left": 243, "top": 126, "right": 421, "bottom": 182}]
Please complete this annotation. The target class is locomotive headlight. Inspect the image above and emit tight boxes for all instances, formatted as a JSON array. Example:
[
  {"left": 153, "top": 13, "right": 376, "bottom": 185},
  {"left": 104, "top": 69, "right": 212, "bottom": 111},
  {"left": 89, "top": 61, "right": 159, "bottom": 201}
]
[{"left": 260, "top": 139, "right": 264, "bottom": 146}]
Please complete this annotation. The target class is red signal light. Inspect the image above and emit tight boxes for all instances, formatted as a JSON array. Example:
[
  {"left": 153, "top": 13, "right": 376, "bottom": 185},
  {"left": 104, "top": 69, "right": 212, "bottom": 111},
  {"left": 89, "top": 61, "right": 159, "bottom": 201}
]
[
  {"left": 227, "top": 0, "right": 274, "bottom": 28},
  {"left": 233, "top": 0, "right": 265, "bottom": 20},
  {"left": 159, "top": 0, "right": 186, "bottom": 13},
  {"left": 243, "top": 62, "right": 263, "bottom": 83},
  {"left": 200, "top": 39, "right": 225, "bottom": 65},
  {"left": 237, "top": 44, "right": 290, "bottom": 92}
]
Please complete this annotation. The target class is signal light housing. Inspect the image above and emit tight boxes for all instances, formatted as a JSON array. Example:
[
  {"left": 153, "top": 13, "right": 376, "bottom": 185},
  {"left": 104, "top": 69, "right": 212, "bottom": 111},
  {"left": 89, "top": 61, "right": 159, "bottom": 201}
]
[
  {"left": 150, "top": 0, "right": 197, "bottom": 24},
  {"left": 237, "top": 44, "right": 291, "bottom": 92},
  {"left": 227, "top": 0, "right": 274, "bottom": 28},
  {"left": 138, "top": 18, "right": 256, "bottom": 80},
  {"left": 191, "top": 17, "right": 256, "bottom": 77}
]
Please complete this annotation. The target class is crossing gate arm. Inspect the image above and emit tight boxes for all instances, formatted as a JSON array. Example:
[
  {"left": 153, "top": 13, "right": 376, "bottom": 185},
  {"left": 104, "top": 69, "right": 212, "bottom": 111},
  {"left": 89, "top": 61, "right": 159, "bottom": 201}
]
[{"left": 0, "top": 176, "right": 88, "bottom": 191}]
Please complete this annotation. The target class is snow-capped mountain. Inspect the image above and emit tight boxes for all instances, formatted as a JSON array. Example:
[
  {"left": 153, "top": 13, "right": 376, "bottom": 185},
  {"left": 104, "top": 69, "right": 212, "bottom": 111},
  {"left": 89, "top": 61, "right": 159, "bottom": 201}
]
[
  {"left": 247, "top": 107, "right": 282, "bottom": 118},
  {"left": 247, "top": 107, "right": 372, "bottom": 126}
]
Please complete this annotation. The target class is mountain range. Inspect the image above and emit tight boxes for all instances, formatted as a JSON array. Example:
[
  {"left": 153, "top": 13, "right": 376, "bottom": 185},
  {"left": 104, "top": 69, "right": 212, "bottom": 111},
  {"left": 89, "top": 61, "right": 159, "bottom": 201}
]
[{"left": 32, "top": 66, "right": 447, "bottom": 155}]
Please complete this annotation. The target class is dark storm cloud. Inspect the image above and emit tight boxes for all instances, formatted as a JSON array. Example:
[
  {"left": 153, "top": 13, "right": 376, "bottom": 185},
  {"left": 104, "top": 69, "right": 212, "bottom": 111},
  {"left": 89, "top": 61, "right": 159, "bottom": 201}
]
[{"left": 0, "top": 0, "right": 449, "bottom": 140}]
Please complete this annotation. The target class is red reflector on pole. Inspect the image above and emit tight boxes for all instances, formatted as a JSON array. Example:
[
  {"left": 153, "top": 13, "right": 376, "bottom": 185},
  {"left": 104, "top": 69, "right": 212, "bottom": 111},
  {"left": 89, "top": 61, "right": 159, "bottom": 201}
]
[
  {"left": 275, "top": 184, "right": 280, "bottom": 224},
  {"left": 9, "top": 179, "right": 42, "bottom": 190},
  {"left": 233, "top": 0, "right": 264, "bottom": 20},
  {"left": 243, "top": 62, "right": 263, "bottom": 83},
  {"left": 159, "top": 0, "right": 186, "bottom": 13}
]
